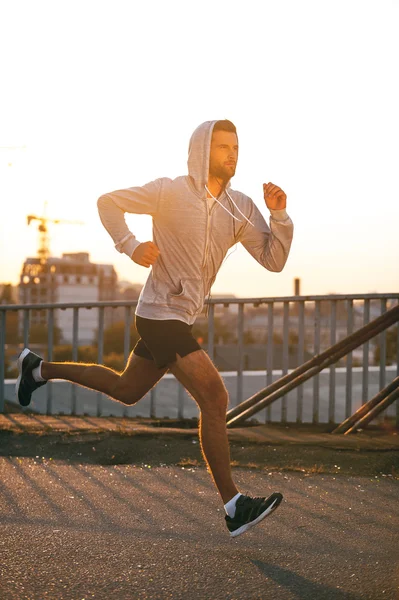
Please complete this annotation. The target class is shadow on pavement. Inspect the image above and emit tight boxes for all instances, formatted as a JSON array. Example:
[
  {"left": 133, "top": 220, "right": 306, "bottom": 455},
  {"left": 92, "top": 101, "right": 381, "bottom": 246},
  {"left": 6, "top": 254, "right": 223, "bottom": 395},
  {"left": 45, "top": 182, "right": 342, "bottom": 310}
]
[{"left": 251, "top": 560, "right": 362, "bottom": 600}]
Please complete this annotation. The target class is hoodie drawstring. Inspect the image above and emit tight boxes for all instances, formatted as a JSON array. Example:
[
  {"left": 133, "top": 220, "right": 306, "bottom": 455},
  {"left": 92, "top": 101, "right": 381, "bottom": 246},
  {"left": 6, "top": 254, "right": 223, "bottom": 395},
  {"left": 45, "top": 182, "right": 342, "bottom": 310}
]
[
  {"left": 225, "top": 189, "right": 255, "bottom": 227},
  {"left": 202, "top": 185, "right": 254, "bottom": 319},
  {"left": 204, "top": 185, "right": 255, "bottom": 227}
]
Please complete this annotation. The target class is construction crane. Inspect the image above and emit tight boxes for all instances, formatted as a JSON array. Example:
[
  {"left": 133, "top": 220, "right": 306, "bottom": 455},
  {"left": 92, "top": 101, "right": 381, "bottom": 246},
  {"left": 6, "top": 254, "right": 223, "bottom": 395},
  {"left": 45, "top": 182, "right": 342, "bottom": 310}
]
[
  {"left": 27, "top": 202, "right": 84, "bottom": 263},
  {"left": 0, "top": 145, "right": 26, "bottom": 167}
]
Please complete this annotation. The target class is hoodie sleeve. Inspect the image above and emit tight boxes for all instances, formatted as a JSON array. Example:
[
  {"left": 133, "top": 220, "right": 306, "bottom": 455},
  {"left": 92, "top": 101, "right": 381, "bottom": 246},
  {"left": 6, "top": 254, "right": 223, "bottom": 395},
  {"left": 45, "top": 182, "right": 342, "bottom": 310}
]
[
  {"left": 97, "top": 178, "right": 164, "bottom": 259},
  {"left": 238, "top": 199, "right": 294, "bottom": 272}
]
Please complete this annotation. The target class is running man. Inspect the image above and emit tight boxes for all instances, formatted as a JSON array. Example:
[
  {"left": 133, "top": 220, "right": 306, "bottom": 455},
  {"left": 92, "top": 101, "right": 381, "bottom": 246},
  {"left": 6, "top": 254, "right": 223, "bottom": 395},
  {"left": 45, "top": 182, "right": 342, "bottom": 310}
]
[{"left": 16, "top": 120, "right": 294, "bottom": 537}]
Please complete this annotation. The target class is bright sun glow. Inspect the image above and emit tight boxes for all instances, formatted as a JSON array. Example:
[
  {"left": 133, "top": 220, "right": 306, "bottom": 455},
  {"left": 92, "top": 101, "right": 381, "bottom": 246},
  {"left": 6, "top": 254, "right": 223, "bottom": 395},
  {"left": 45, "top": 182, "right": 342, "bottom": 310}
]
[{"left": 1, "top": 0, "right": 398, "bottom": 296}]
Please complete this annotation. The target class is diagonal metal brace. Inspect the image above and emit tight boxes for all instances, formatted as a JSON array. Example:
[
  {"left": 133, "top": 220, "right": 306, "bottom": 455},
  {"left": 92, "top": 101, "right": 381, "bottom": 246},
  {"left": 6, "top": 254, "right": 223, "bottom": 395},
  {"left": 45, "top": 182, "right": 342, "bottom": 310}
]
[{"left": 226, "top": 304, "right": 399, "bottom": 428}]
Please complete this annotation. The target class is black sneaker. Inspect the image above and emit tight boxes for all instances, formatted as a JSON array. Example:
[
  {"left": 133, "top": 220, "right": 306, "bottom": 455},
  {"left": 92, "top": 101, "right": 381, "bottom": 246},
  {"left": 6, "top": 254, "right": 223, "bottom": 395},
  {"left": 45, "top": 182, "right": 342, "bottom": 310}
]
[
  {"left": 15, "top": 348, "right": 46, "bottom": 406},
  {"left": 225, "top": 492, "right": 283, "bottom": 538}
]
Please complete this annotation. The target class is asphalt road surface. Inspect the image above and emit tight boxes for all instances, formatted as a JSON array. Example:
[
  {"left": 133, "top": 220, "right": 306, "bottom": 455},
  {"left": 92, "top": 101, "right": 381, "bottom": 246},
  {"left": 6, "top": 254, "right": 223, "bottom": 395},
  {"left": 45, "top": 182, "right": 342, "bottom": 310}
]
[{"left": 0, "top": 458, "right": 398, "bottom": 600}]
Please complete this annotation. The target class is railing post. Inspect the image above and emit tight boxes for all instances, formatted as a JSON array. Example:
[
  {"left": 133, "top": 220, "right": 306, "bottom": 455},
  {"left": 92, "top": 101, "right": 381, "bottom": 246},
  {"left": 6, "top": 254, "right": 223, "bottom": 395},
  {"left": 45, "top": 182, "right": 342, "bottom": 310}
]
[
  {"left": 297, "top": 301, "right": 305, "bottom": 424},
  {"left": 396, "top": 305, "right": 399, "bottom": 427},
  {"left": 46, "top": 309, "right": 54, "bottom": 415},
  {"left": 150, "top": 387, "right": 157, "bottom": 419},
  {"left": 23, "top": 309, "right": 30, "bottom": 348},
  {"left": 236, "top": 303, "right": 244, "bottom": 407},
  {"left": 362, "top": 299, "right": 370, "bottom": 405},
  {"left": 329, "top": 300, "right": 337, "bottom": 424},
  {"left": 379, "top": 299, "right": 387, "bottom": 391},
  {"left": 266, "top": 302, "right": 274, "bottom": 423},
  {"left": 345, "top": 299, "right": 353, "bottom": 420},
  {"left": 71, "top": 307, "right": 79, "bottom": 415},
  {"left": 177, "top": 382, "right": 184, "bottom": 420},
  {"left": 208, "top": 303, "right": 215, "bottom": 362},
  {"left": 313, "top": 301, "right": 321, "bottom": 423},
  {"left": 123, "top": 306, "right": 131, "bottom": 364},
  {"left": 97, "top": 307, "right": 104, "bottom": 417},
  {"left": 0, "top": 311, "right": 6, "bottom": 413},
  {"left": 379, "top": 299, "right": 387, "bottom": 425},
  {"left": 123, "top": 306, "right": 132, "bottom": 418},
  {"left": 282, "top": 301, "right": 289, "bottom": 423}
]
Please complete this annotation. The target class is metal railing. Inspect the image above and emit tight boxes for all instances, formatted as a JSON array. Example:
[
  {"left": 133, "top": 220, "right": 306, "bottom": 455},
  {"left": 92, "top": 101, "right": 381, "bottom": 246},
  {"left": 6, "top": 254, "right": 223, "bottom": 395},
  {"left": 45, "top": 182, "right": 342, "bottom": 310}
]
[
  {"left": 1, "top": 293, "right": 398, "bottom": 425},
  {"left": 226, "top": 303, "right": 399, "bottom": 427}
]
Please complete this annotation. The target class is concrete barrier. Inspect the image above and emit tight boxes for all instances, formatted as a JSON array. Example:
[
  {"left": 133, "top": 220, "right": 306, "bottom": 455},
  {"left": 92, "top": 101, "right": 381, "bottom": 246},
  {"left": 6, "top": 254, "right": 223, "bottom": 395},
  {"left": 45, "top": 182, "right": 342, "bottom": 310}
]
[{"left": 5, "top": 366, "right": 397, "bottom": 424}]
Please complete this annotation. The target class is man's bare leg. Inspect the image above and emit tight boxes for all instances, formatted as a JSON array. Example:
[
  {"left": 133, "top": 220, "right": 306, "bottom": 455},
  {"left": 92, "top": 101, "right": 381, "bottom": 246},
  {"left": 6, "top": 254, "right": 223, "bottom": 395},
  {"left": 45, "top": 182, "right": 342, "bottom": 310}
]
[
  {"left": 41, "top": 352, "right": 168, "bottom": 405},
  {"left": 168, "top": 349, "right": 239, "bottom": 504}
]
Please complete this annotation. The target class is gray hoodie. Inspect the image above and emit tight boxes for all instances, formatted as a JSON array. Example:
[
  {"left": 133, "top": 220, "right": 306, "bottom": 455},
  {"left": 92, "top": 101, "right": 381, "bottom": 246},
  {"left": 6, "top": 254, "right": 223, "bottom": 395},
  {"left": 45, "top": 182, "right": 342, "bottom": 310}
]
[{"left": 97, "top": 120, "right": 294, "bottom": 325}]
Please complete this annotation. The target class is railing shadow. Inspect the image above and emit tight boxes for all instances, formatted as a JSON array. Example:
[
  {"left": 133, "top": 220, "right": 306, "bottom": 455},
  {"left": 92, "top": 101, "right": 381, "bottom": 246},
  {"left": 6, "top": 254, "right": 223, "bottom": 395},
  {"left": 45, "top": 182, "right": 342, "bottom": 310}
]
[{"left": 0, "top": 456, "right": 209, "bottom": 542}]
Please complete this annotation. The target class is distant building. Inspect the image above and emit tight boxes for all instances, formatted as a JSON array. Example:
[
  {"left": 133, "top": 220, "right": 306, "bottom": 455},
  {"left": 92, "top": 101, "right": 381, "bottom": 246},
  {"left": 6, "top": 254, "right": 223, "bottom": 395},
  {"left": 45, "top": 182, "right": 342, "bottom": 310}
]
[
  {"left": 19, "top": 253, "right": 118, "bottom": 344},
  {"left": 0, "top": 283, "right": 18, "bottom": 305}
]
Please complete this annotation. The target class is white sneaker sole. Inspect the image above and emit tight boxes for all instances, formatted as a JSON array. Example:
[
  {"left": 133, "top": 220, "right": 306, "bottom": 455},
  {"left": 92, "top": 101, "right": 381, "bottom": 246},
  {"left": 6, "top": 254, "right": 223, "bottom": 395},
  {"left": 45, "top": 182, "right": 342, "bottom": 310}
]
[
  {"left": 229, "top": 497, "right": 281, "bottom": 538},
  {"left": 15, "top": 348, "right": 31, "bottom": 400}
]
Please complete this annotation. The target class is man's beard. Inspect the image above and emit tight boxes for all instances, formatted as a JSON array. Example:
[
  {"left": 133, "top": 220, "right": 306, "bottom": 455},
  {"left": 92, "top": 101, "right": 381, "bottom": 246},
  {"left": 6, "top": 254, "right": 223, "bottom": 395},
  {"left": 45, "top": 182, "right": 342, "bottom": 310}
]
[{"left": 209, "top": 163, "right": 236, "bottom": 186}]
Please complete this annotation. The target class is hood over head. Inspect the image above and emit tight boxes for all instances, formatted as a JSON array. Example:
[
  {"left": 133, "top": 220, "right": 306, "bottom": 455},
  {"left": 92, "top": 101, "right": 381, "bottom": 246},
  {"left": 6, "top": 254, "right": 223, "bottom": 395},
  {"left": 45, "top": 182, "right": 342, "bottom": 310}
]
[
  {"left": 188, "top": 120, "right": 230, "bottom": 195},
  {"left": 187, "top": 119, "right": 254, "bottom": 227}
]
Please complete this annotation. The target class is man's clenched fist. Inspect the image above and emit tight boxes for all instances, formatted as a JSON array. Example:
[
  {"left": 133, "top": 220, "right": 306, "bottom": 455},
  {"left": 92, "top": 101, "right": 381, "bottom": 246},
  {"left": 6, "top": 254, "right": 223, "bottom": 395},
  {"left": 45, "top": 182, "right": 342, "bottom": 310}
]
[
  {"left": 263, "top": 182, "right": 287, "bottom": 210},
  {"left": 132, "top": 241, "right": 160, "bottom": 268}
]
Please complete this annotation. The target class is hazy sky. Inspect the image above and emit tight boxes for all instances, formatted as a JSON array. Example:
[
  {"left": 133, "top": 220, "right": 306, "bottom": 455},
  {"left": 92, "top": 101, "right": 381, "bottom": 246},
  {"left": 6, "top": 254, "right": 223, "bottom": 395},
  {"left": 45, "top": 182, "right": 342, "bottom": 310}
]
[{"left": 1, "top": 0, "right": 398, "bottom": 298}]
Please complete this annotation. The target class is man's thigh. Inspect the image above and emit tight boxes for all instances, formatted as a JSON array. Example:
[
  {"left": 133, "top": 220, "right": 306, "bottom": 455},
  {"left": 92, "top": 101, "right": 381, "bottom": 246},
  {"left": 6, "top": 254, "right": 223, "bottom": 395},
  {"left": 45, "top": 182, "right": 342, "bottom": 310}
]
[
  {"left": 168, "top": 349, "right": 228, "bottom": 410},
  {"left": 135, "top": 315, "right": 201, "bottom": 370}
]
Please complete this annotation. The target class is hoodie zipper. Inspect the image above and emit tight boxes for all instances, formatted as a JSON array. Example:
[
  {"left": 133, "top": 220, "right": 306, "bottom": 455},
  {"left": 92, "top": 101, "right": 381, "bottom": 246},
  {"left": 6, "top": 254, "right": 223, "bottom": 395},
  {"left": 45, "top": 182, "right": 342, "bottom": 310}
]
[{"left": 202, "top": 199, "right": 217, "bottom": 270}]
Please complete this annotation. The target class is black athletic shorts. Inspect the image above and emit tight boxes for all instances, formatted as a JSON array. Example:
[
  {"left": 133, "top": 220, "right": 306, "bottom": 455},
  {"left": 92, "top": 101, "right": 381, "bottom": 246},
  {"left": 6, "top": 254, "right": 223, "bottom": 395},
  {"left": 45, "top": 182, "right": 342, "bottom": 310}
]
[{"left": 133, "top": 315, "right": 202, "bottom": 369}]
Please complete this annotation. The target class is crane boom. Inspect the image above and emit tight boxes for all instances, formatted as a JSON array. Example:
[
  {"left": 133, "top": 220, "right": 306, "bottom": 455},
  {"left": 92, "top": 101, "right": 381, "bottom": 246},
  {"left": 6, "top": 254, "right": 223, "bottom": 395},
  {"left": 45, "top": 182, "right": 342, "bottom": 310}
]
[{"left": 26, "top": 206, "right": 84, "bottom": 263}]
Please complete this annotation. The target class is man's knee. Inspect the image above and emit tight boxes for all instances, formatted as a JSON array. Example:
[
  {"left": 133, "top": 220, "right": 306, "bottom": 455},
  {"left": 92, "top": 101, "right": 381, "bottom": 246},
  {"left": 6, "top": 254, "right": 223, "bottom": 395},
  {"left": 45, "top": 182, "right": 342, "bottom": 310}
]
[{"left": 199, "top": 381, "right": 229, "bottom": 417}]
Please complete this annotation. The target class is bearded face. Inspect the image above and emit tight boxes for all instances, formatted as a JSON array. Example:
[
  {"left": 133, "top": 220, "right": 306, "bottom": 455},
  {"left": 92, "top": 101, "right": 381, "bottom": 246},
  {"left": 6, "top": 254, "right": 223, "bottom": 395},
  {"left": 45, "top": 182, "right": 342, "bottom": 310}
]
[{"left": 208, "top": 130, "right": 238, "bottom": 184}]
